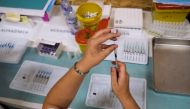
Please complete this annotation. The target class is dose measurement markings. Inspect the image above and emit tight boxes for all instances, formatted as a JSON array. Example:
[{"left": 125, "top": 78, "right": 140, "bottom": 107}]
[
  {"left": 0, "top": 42, "right": 15, "bottom": 57},
  {"left": 0, "top": 42, "right": 14, "bottom": 48},
  {"left": 123, "top": 39, "right": 147, "bottom": 63},
  {"left": 32, "top": 70, "right": 52, "bottom": 91},
  {"left": 0, "top": 28, "right": 29, "bottom": 34},
  {"left": 50, "top": 28, "right": 71, "bottom": 33}
]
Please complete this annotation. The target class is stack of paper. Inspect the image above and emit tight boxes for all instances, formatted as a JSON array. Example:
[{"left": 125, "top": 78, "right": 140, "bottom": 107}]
[{"left": 105, "top": 8, "right": 149, "bottom": 64}]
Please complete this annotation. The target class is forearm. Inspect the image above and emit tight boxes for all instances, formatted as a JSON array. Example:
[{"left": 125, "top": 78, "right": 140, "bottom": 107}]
[
  {"left": 43, "top": 29, "right": 118, "bottom": 109},
  {"left": 119, "top": 93, "right": 140, "bottom": 109},
  {"left": 43, "top": 59, "right": 90, "bottom": 109}
]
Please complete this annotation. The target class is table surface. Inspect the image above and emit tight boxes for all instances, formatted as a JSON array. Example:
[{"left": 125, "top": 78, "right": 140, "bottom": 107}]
[{"left": 0, "top": 47, "right": 190, "bottom": 109}]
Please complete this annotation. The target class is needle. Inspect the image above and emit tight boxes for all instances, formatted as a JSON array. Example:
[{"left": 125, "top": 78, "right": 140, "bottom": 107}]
[
  {"left": 114, "top": 49, "right": 118, "bottom": 68},
  {"left": 114, "top": 42, "right": 119, "bottom": 79}
]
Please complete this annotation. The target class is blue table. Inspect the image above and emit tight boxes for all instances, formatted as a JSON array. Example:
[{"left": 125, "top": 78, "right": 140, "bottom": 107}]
[{"left": 0, "top": 47, "right": 190, "bottom": 109}]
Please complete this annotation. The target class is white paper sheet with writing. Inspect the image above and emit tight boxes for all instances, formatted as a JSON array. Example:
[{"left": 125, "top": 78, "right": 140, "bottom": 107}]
[
  {"left": 86, "top": 74, "right": 146, "bottom": 109},
  {"left": 0, "top": 36, "right": 29, "bottom": 64},
  {"left": 0, "top": 20, "right": 40, "bottom": 41},
  {"left": 38, "top": 23, "right": 79, "bottom": 52},
  {"left": 105, "top": 8, "right": 148, "bottom": 64},
  {"left": 104, "top": 29, "right": 149, "bottom": 64},
  {"left": 113, "top": 8, "right": 143, "bottom": 29},
  {"left": 9, "top": 60, "right": 69, "bottom": 96}
]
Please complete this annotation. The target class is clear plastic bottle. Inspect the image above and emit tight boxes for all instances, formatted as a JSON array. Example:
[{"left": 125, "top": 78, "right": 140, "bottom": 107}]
[
  {"left": 61, "top": 0, "right": 79, "bottom": 34},
  {"left": 61, "top": 0, "right": 72, "bottom": 15}
]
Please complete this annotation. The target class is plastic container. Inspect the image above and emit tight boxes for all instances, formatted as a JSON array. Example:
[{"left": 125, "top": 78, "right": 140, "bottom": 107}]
[
  {"left": 153, "top": 12, "right": 188, "bottom": 22},
  {"left": 96, "top": 18, "right": 109, "bottom": 31},
  {"left": 76, "top": 2, "right": 102, "bottom": 30},
  {"left": 75, "top": 29, "right": 94, "bottom": 53},
  {"left": 153, "top": 3, "right": 190, "bottom": 22}
]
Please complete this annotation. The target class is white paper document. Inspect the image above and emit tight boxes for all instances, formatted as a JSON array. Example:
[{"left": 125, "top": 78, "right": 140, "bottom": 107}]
[
  {"left": 38, "top": 23, "right": 79, "bottom": 52},
  {"left": 114, "top": 8, "right": 143, "bottom": 29},
  {"left": 107, "top": 8, "right": 148, "bottom": 64},
  {"left": 0, "top": 21, "right": 36, "bottom": 40},
  {"left": 0, "top": 36, "right": 29, "bottom": 64},
  {"left": 104, "top": 28, "right": 149, "bottom": 64},
  {"left": 9, "top": 60, "right": 69, "bottom": 96},
  {"left": 86, "top": 74, "right": 146, "bottom": 109}
]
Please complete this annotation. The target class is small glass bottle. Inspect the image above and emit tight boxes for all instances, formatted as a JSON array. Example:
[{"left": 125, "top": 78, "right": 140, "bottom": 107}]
[{"left": 61, "top": 0, "right": 79, "bottom": 34}]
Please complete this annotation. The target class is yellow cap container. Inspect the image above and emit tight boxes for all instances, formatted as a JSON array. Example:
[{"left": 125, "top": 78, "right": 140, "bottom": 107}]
[
  {"left": 153, "top": 3, "right": 190, "bottom": 22},
  {"left": 153, "top": 11, "right": 189, "bottom": 22},
  {"left": 76, "top": 2, "right": 102, "bottom": 30}
]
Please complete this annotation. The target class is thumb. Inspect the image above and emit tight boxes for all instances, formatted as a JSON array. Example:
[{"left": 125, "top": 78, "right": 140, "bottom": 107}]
[{"left": 111, "top": 67, "right": 118, "bottom": 87}]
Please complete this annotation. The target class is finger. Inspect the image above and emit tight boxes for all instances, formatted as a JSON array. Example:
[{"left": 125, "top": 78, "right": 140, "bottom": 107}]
[
  {"left": 112, "top": 61, "right": 128, "bottom": 75},
  {"left": 117, "top": 62, "right": 129, "bottom": 82},
  {"left": 110, "top": 37, "right": 117, "bottom": 41},
  {"left": 101, "top": 44, "right": 111, "bottom": 49},
  {"left": 93, "top": 29, "right": 111, "bottom": 38},
  {"left": 110, "top": 28, "right": 119, "bottom": 34},
  {"left": 97, "top": 33, "right": 120, "bottom": 44},
  {"left": 112, "top": 61, "right": 120, "bottom": 63},
  {"left": 111, "top": 61, "right": 116, "bottom": 65},
  {"left": 101, "top": 44, "right": 118, "bottom": 57},
  {"left": 111, "top": 67, "right": 118, "bottom": 87},
  {"left": 117, "top": 61, "right": 127, "bottom": 73}
]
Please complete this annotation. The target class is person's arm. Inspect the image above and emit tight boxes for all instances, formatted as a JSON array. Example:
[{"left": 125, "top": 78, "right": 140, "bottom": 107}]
[
  {"left": 43, "top": 29, "right": 120, "bottom": 109},
  {"left": 111, "top": 61, "right": 140, "bottom": 109}
]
